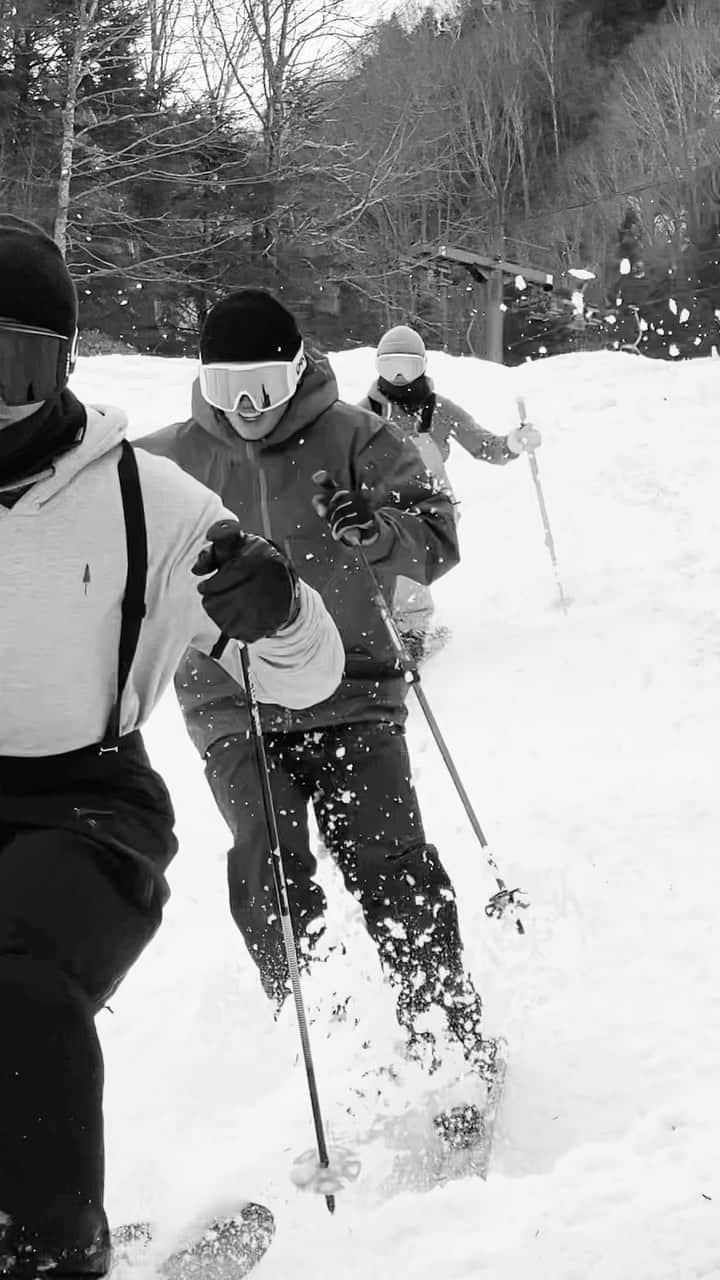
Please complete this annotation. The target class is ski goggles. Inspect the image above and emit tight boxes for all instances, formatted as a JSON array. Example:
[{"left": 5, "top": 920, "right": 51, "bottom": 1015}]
[
  {"left": 199, "top": 344, "right": 307, "bottom": 414},
  {"left": 0, "top": 320, "right": 77, "bottom": 405},
  {"left": 375, "top": 352, "right": 426, "bottom": 384}
]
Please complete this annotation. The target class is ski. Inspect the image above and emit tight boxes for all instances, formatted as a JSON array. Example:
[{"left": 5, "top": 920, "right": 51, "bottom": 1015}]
[
  {"left": 378, "top": 1047, "right": 508, "bottom": 1195},
  {"left": 110, "top": 1220, "right": 152, "bottom": 1269},
  {"left": 431, "top": 1050, "right": 507, "bottom": 1183},
  {"left": 110, "top": 1203, "right": 275, "bottom": 1278}
]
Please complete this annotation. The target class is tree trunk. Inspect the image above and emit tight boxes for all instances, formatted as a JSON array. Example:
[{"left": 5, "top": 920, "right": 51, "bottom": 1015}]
[
  {"left": 551, "top": 90, "right": 560, "bottom": 164},
  {"left": 54, "top": 0, "right": 99, "bottom": 256}
]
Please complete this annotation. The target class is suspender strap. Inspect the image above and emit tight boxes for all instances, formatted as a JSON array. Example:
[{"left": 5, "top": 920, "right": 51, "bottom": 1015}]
[
  {"left": 418, "top": 392, "right": 436, "bottom": 434},
  {"left": 103, "top": 441, "right": 148, "bottom": 749}
]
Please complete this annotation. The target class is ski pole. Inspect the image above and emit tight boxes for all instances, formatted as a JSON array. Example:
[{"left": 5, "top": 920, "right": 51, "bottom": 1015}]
[
  {"left": 238, "top": 645, "right": 358, "bottom": 1213},
  {"left": 360, "top": 557, "right": 529, "bottom": 935},
  {"left": 516, "top": 396, "right": 569, "bottom": 614}
]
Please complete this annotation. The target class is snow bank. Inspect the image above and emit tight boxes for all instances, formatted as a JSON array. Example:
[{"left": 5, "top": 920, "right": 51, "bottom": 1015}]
[{"left": 70, "top": 348, "right": 720, "bottom": 1279}]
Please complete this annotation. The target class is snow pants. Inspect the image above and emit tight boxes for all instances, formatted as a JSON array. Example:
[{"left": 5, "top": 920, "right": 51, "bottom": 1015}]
[
  {"left": 204, "top": 722, "right": 482, "bottom": 1049},
  {"left": 0, "top": 733, "right": 174, "bottom": 1278}
]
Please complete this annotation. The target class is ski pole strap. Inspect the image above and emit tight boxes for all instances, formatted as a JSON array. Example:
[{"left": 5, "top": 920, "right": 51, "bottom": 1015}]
[{"left": 102, "top": 441, "right": 148, "bottom": 751}]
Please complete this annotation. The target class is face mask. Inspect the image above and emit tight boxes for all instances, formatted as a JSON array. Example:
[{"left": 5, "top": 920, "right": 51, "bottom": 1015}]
[{"left": 377, "top": 374, "right": 432, "bottom": 412}]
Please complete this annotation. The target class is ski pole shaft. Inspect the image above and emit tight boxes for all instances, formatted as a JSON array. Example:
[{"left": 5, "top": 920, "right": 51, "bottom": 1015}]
[
  {"left": 411, "top": 680, "right": 489, "bottom": 850},
  {"left": 240, "top": 645, "right": 336, "bottom": 1214},
  {"left": 516, "top": 397, "right": 568, "bottom": 614},
  {"left": 359, "top": 555, "right": 525, "bottom": 930}
]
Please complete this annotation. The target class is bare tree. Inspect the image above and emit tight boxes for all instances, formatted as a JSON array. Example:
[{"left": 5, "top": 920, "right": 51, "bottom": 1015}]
[
  {"left": 55, "top": 0, "right": 100, "bottom": 253},
  {"left": 198, "top": 0, "right": 362, "bottom": 259},
  {"left": 527, "top": 0, "right": 564, "bottom": 163},
  {"left": 54, "top": 0, "right": 148, "bottom": 254},
  {"left": 446, "top": 19, "right": 529, "bottom": 233},
  {"left": 144, "top": 0, "right": 187, "bottom": 100},
  {"left": 189, "top": 0, "right": 253, "bottom": 115}
]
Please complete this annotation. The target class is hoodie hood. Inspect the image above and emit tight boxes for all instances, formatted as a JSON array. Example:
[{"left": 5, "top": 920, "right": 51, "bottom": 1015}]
[
  {"left": 0, "top": 403, "right": 128, "bottom": 513},
  {"left": 189, "top": 353, "right": 339, "bottom": 451}
]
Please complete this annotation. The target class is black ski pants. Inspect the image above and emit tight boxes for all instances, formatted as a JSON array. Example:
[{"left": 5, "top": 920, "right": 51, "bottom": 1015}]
[
  {"left": 205, "top": 721, "right": 481, "bottom": 1043},
  {"left": 0, "top": 735, "right": 173, "bottom": 1278}
]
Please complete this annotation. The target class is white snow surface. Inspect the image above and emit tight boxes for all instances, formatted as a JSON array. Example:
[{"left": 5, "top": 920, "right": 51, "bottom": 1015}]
[{"left": 70, "top": 348, "right": 720, "bottom": 1278}]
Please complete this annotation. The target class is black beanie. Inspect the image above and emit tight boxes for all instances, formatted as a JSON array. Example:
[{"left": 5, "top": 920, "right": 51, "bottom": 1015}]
[
  {"left": 201, "top": 289, "right": 302, "bottom": 364},
  {"left": 0, "top": 214, "right": 78, "bottom": 338}
]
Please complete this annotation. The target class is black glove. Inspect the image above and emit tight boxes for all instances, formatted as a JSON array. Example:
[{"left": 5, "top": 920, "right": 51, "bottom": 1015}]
[
  {"left": 192, "top": 520, "right": 301, "bottom": 644},
  {"left": 312, "top": 470, "right": 380, "bottom": 547}
]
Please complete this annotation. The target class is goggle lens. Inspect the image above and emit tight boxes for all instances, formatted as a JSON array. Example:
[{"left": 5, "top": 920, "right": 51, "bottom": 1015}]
[
  {"left": 0, "top": 323, "right": 75, "bottom": 405},
  {"left": 376, "top": 352, "right": 426, "bottom": 384},
  {"left": 200, "top": 345, "right": 307, "bottom": 413}
]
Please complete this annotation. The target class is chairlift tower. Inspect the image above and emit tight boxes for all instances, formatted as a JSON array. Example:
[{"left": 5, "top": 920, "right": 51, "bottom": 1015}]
[{"left": 407, "top": 243, "right": 555, "bottom": 363}]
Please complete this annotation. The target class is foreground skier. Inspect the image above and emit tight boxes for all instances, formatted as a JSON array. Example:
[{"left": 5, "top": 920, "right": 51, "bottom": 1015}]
[
  {"left": 140, "top": 288, "right": 493, "bottom": 1082},
  {"left": 0, "top": 218, "right": 343, "bottom": 1278}
]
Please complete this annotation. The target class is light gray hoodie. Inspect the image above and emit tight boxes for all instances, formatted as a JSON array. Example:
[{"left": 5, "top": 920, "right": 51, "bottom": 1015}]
[{"left": 0, "top": 404, "right": 344, "bottom": 756}]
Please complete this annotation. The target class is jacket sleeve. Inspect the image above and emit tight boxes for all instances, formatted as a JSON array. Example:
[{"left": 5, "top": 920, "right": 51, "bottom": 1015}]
[
  {"left": 215, "top": 582, "right": 345, "bottom": 710},
  {"left": 350, "top": 421, "right": 459, "bottom": 585},
  {"left": 135, "top": 423, "right": 187, "bottom": 467},
  {"left": 435, "top": 396, "right": 517, "bottom": 465},
  {"left": 142, "top": 451, "right": 344, "bottom": 708}
]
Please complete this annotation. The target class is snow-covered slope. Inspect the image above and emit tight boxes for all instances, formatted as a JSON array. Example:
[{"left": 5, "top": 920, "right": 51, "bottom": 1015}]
[{"left": 71, "top": 348, "right": 720, "bottom": 1279}]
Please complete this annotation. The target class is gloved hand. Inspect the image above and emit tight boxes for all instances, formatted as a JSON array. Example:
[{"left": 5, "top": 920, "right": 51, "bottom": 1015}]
[
  {"left": 192, "top": 520, "right": 300, "bottom": 643},
  {"left": 312, "top": 470, "right": 381, "bottom": 547},
  {"left": 506, "top": 422, "right": 542, "bottom": 454}
]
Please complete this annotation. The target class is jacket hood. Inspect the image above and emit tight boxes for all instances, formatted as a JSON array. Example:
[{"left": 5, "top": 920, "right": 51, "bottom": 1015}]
[
  {"left": 1, "top": 404, "right": 128, "bottom": 512},
  {"left": 189, "top": 353, "right": 339, "bottom": 450}
]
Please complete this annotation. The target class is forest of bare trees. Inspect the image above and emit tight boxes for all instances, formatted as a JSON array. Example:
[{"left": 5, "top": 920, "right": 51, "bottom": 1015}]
[{"left": 1, "top": 0, "right": 718, "bottom": 359}]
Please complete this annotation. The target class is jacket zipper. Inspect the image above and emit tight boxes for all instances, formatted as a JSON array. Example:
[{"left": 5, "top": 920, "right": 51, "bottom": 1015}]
[
  {"left": 258, "top": 463, "right": 271, "bottom": 540},
  {"left": 245, "top": 444, "right": 292, "bottom": 730},
  {"left": 245, "top": 442, "right": 272, "bottom": 540}
]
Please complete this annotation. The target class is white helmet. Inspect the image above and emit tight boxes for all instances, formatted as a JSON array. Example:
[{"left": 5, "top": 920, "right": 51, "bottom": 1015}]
[{"left": 376, "top": 324, "right": 427, "bottom": 385}]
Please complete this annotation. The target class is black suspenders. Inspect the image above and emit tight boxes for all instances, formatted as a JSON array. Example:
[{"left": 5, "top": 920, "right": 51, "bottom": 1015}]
[
  {"left": 418, "top": 392, "right": 436, "bottom": 434},
  {"left": 101, "top": 441, "right": 148, "bottom": 752}
]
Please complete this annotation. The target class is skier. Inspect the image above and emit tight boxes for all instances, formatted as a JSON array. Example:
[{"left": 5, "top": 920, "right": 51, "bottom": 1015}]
[
  {"left": 360, "top": 324, "right": 542, "bottom": 658},
  {"left": 139, "top": 288, "right": 493, "bottom": 1083},
  {"left": 0, "top": 219, "right": 343, "bottom": 1279}
]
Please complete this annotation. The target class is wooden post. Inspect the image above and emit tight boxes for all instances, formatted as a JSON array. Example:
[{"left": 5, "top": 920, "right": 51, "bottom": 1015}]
[
  {"left": 486, "top": 267, "right": 505, "bottom": 363},
  {"left": 440, "top": 279, "right": 449, "bottom": 350}
]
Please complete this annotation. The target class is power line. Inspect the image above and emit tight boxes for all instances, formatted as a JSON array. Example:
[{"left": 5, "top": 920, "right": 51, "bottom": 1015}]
[
  {"left": 504, "top": 233, "right": 557, "bottom": 257},
  {"left": 508, "top": 167, "right": 716, "bottom": 229}
]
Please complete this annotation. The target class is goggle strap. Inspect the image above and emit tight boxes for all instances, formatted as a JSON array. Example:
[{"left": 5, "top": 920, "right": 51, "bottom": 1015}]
[{"left": 0, "top": 318, "right": 72, "bottom": 342}]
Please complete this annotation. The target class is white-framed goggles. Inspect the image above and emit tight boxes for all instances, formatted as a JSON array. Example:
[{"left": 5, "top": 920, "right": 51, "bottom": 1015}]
[
  {"left": 376, "top": 351, "right": 426, "bottom": 384},
  {"left": 199, "top": 343, "right": 307, "bottom": 414}
]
